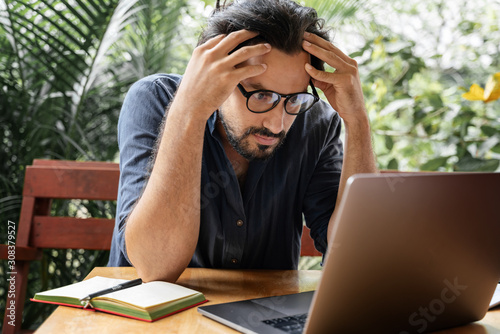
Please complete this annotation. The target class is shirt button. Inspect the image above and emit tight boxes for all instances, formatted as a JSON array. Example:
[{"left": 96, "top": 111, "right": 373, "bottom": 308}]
[
  {"left": 231, "top": 258, "right": 238, "bottom": 264},
  {"left": 236, "top": 219, "right": 244, "bottom": 227}
]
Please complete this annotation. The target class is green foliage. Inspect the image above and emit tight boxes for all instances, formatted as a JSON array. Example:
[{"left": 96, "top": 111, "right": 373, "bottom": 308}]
[
  {"left": 314, "top": 0, "right": 500, "bottom": 172},
  {"left": 302, "top": 0, "right": 360, "bottom": 26},
  {"left": 299, "top": 256, "right": 322, "bottom": 270}
]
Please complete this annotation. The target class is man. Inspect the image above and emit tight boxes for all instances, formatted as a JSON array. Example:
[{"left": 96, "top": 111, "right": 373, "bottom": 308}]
[{"left": 108, "top": 0, "right": 377, "bottom": 282}]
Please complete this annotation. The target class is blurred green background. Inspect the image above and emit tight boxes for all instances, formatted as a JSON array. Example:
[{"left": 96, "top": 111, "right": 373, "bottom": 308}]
[{"left": 1, "top": 0, "right": 499, "bottom": 330}]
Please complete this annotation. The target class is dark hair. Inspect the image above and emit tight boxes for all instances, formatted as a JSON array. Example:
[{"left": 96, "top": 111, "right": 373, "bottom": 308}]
[{"left": 198, "top": 0, "right": 330, "bottom": 71}]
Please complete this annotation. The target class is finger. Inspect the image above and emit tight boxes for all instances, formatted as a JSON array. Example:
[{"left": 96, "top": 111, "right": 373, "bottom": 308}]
[
  {"left": 305, "top": 63, "right": 337, "bottom": 85},
  {"left": 198, "top": 34, "right": 226, "bottom": 50},
  {"left": 303, "top": 32, "right": 356, "bottom": 66},
  {"left": 306, "top": 64, "right": 357, "bottom": 88},
  {"left": 303, "top": 39, "right": 353, "bottom": 72},
  {"left": 311, "top": 78, "right": 329, "bottom": 92},
  {"left": 307, "top": 64, "right": 361, "bottom": 91},
  {"left": 232, "top": 63, "right": 268, "bottom": 81},
  {"left": 228, "top": 43, "right": 271, "bottom": 66},
  {"left": 217, "top": 29, "right": 260, "bottom": 54}
]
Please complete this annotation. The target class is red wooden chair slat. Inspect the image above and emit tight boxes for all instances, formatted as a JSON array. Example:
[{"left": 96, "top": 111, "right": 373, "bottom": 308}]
[
  {"left": 32, "top": 159, "right": 119, "bottom": 169},
  {"left": 31, "top": 217, "right": 115, "bottom": 250},
  {"left": 23, "top": 165, "right": 119, "bottom": 200}
]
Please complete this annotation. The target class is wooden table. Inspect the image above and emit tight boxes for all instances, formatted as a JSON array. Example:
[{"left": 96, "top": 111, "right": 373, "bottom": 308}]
[{"left": 35, "top": 267, "right": 500, "bottom": 333}]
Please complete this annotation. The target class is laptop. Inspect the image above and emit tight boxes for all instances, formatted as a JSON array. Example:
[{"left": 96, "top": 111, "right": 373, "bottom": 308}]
[{"left": 198, "top": 172, "right": 500, "bottom": 333}]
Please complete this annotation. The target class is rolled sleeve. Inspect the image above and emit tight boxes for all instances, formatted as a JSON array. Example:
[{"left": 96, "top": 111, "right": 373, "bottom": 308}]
[
  {"left": 302, "top": 113, "right": 343, "bottom": 255},
  {"left": 108, "top": 74, "right": 181, "bottom": 266}
]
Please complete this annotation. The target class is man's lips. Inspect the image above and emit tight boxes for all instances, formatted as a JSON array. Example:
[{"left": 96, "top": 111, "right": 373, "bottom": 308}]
[{"left": 253, "top": 134, "right": 279, "bottom": 146}]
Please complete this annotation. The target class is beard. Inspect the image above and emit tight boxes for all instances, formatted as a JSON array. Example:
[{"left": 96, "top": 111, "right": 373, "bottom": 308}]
[{"left": 218, "top": 109, "right": 287, "bottom": 161}]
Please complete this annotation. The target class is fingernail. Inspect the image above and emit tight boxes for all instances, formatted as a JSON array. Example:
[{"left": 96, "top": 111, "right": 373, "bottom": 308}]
[
  {"left": 261, "top": 64, "right": 267, "bottom": 70},
  {"left": 304, "top": 31, "right": 310, "bottom": 37},
  {"left": 264, "top": 43, "right": 271, "bottom": 49},
  {"left": 305, "top": 63, "right": 313, "bottom": 70},
  {"left": 303, "top": 40, "right": 311, "bottom": 47}
]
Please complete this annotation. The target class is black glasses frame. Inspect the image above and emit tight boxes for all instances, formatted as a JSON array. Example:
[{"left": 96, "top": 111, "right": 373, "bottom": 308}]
[{"left": 236, "top": 80, "right": 320, "bottom": 115}]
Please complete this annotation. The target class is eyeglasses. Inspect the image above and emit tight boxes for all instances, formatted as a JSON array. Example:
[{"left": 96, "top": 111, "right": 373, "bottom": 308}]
[{"left": 236, "top": 80, "right": 320, "bottom": 115}]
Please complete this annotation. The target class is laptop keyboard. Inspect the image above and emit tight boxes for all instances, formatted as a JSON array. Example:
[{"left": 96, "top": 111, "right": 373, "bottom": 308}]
[{"left": 262, "top": 313, "right": 308, "bottom": 333}]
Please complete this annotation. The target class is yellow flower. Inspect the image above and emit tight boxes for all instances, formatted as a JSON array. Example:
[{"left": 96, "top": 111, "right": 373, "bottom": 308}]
[
  {"left": 462, "top": 72, "right": 500, "bottom": 102},
  {"left": 462, "top": 84, "right": 485, "bottom": 101},
  {"left": 484, "top": 72, "right": 500, "bottom": 102}
]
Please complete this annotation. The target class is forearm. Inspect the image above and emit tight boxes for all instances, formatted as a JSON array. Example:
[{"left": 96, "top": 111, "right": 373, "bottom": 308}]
[
  {"left": 125, "top": 101, "right": 207, "bottom": 283},
  {"left": 328, "top": 114, "right": 377, "bottom": 240},
  {"left": 339, "top": 115, "right": 377, "bottom": 197}
]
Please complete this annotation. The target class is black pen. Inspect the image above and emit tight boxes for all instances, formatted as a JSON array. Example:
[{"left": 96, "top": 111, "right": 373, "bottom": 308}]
[{"left": 79, "top": 278, "right": 143, "bottom": 303}]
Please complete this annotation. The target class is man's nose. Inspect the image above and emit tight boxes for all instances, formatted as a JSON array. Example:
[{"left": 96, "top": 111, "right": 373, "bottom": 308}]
[{"left": 262, "top": 99, "right": 287, "bottom": 135}]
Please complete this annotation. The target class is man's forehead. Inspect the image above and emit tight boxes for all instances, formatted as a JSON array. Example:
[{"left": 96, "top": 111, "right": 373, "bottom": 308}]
[
  {"left": 241, "top": 49, "right": 311, "bottom": 93},
  {"left": 243, "top": 49, "right": 311, "bottom": 66}
]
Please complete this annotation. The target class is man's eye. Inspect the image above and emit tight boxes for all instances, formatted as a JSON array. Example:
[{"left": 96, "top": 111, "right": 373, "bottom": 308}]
[
  {"left": 289, "top": 95, "right": 299, "bottom": 105},
  {"left": 289, "top": 95, "right": 306, "bottom": 107},
  {"left": 253, "top": 92, "right": 275, "bottom": 103}
]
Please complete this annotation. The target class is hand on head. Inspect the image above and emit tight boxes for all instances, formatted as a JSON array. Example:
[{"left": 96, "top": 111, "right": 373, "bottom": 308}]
[
  {"left": 175, "top": 30, "right": 271, "bottom": 120},
  {"left": 302, "top": 32, "right": 367, "bottom": 125}
]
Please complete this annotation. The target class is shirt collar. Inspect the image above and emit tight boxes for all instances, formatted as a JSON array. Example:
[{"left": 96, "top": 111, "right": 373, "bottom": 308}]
[{"left": 207, "top": 110, "right": 218, "bottom": 136}]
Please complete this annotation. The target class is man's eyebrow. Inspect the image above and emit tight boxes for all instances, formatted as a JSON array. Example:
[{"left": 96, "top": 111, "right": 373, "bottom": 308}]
[
  {"left": 246, "top": 82, "right": 309, "bottom": 94},
  {"left": 246, "top": 82, "right": 266, "bottom": 90}
]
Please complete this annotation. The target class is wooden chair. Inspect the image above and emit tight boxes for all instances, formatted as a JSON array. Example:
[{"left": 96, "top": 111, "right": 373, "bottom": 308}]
[
  {"left": 1, "top": 159, "right": 119, "bottom": 334},
  {"left": 1, "top": 159, "right": 321, "bottom": 333},
  {"left": 300, "top": 227, "right": 322, "bottom": 257}
]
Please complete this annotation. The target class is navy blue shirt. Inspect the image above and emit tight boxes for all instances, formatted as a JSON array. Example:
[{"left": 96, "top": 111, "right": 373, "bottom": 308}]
[{"left": 108, "top": 73, "right": 343, "bottom": 269}]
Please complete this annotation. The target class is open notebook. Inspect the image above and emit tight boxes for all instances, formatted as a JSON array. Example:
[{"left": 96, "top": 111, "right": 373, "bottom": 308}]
[{"left": 32, "top": 276, "right": 207, "bottom": 322}]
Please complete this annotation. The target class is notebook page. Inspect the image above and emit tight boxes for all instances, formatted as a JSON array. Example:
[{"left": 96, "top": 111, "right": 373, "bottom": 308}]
[
  {"left": 98, "top": 281, "right": 200, "bottom": 308},
  {"left": 35, "top": 276, "right": 129, "bottom": 300}
]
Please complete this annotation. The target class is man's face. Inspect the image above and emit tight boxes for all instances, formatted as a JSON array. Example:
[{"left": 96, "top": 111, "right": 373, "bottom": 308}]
[{"left": 218, "top": 47, "right": 311, "bottom": 161}]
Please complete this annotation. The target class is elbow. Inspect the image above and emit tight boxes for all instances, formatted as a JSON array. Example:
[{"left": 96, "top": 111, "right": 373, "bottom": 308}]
[
  {"left": 124, "top": 221, "right": 191, "bottom": 283},
  {"left": 130, "top": 246, "right": 188, "bottom": 283},
  {"left": 136, "top": 266, "right": 184, "bottom": 283},
  {"left": 127, "top": 240, "right": 186, "bottom": 283}
]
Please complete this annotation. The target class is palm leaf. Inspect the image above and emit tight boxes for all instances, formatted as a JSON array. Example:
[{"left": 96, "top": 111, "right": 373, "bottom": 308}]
[
  {"left": 2, "top": 0, "right": 140, "bottom": 140},
  {"left": 304, "top": 0, "right": 363, "bottom": 26},
  {"left": 115, "top": 0, "right": 190, "bottom": 78}
]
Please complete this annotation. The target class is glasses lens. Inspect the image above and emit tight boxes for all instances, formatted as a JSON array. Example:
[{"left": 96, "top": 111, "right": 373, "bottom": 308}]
[
  {"left": 285, "top": 94, "right": 316, "bottom": 114},
  {"left": 248, "top": 91, "right": 280, "bottom": 112}
]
